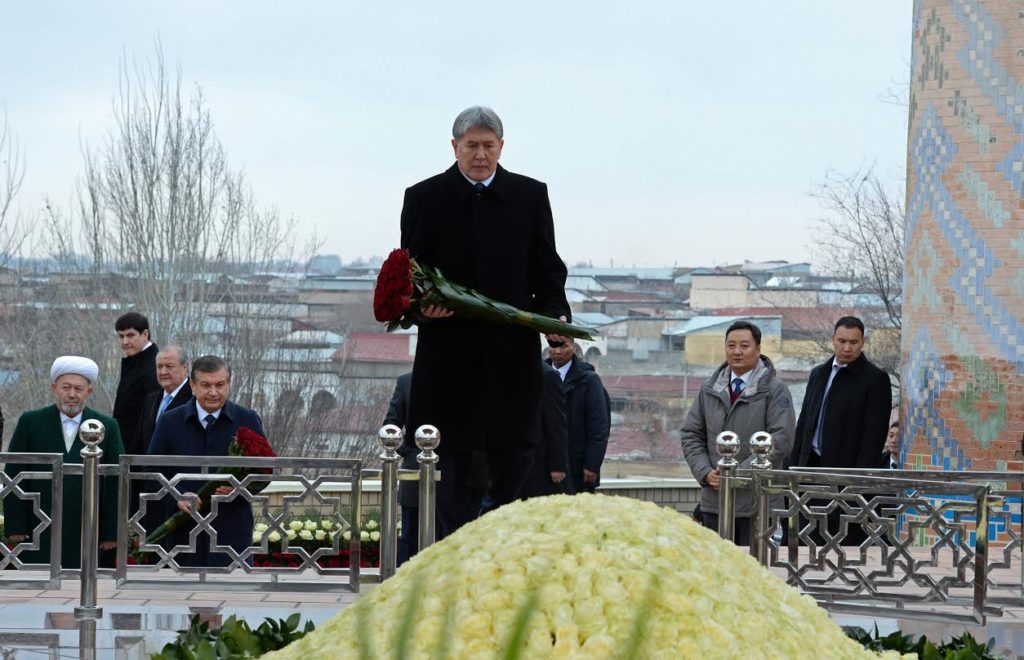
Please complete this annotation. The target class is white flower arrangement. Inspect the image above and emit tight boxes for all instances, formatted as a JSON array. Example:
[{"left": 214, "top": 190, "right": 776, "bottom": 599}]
[{"left": 263, "top": 495, "right": 891, "bottom": 659}]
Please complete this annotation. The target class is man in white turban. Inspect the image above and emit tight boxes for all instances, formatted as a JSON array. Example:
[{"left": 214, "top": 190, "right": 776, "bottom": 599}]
[{"left": 3, "top": 355, "right": 124, "bottom": 569}]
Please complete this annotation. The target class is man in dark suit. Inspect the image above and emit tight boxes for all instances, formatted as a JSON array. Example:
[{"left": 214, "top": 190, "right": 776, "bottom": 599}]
[
  {"left": 789, "top": 316, "right": 892, "bottom": 543},
  {"left": 113, "top": 312, "right": 160, "bottom": 460},
  {"left": 133, "top": 345, "right": 193, "bottom": 525},
  {"left": 135, "top": 345, "right": 193, "bottom": 453},
  {"left": 400, "top": 106, "right": 570, "bottom": 539},
  {"left": 546, "top": 337, "right": 610, "bottom": 494},
  {"left": 520, "top": 361, "right": 570, "bottom": 499},
  {"left": 147, "top": 355, "right": 265, "bottom": 567}
]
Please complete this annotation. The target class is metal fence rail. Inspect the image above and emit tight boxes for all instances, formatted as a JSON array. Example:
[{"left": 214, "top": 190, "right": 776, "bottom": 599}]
[
  {"left": 0, "top": 422, "right": 440, "bottom": 607},
  {"left": 714, "top": 432, "right": 1010, "bottom": 625}
]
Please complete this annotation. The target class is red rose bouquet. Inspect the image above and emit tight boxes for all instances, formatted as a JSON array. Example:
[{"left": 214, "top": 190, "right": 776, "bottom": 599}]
[
  {"left": 146, "top": 426, "right": 277, "bottom": 546},
  {"left": 373, "top": 248, "right": 596, "bottom": 339}
]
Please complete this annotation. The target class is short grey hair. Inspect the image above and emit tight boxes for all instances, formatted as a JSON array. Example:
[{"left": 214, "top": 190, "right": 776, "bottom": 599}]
[
  {"left": 452, "top": 106, "right": 503, "bottom": 140},
  {"left": 159, "top": 344, "right": 189, "bottom": 367}
]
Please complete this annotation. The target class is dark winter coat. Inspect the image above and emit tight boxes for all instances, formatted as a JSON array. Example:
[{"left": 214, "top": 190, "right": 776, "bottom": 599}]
[
  {"left": 147, "top": 399, "right": 265, "bottom": 567},
  {"left": 113, "top": 343, "right": 161, "bottom": 456},
  {"left": 548, "top": 356, "right": 610, "bottom": 490},
  {"left": 521, "top": 362, "right": 570, "bottom": 498},
  {"left": 135, "top": 382, "right": 193, "bottom": 456},
  {"left": 383, "top": 372, "right": 417, "bottom": 508},
  {"left": 789, "top": 352, "right": 892, "bottom": 469},
  {"left": 400, "top": 163, "right": 570, "bottom": 453}
]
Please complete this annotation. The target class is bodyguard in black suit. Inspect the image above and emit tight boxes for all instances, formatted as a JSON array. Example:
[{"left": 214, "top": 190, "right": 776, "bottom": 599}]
[
  {"left": 520, "top": 361, "right": 570, "bottom": 498},
  {"left": 113, "top": 312, "right": 160, "bottom": 461},
  {"left": 789, "top": 316, "right": 891, "bottom": 544},
  {"left": 400, "top": 106, "right": 570, "bottom": 538},
  {"left": 148, "top": 355, "right": 265, "bottom": 567},
  {"left": 789, "top": 317, "right": 892, "bottom": 470}
]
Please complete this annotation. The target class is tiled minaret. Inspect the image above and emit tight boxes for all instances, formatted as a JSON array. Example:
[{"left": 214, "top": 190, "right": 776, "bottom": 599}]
[{"left": 903, "top": 0, "right": 1024, "bottom": 475}]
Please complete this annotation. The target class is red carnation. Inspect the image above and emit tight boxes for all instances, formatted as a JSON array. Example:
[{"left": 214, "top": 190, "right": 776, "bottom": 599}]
[{"left": 373, "top": 248, "right": 415, "bottom": 322}]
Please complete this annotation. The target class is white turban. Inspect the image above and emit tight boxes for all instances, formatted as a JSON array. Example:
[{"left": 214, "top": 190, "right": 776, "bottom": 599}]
[{"left": 50, "top": 356, "right": 99, "bottom": 384}]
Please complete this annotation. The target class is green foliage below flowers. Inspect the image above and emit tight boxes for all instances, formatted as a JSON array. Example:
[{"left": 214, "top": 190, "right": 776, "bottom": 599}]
[
  {"left": 153, "top": 613, "right": 314, "bottom": 659},
  {"left": 844, "top": 625, "right": 1000, "bottom": 659}
]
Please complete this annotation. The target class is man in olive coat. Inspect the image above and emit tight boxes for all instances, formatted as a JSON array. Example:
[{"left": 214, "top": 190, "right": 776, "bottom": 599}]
[
  {"left": 400, "top": 106, "right": 570, "bottom": 538},
  {"left": 3, "top": 356, "right": 124, "bottom": 569}
]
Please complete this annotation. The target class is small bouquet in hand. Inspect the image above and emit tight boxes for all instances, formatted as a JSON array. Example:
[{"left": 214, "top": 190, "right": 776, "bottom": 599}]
[
  {"left": 373, "top": 248, "right": 596, "bottom": 339},
  {"left": 146, "top": 427, "right": 276, "bottom": 545}
]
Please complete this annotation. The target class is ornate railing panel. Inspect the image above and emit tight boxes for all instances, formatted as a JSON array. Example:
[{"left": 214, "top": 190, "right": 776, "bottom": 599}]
[
  {"left": 748, "top": 469, "right": 992, "bottom": 624},
  {"left": 0, "top": 452, "right": 64, "bottom": 588}
]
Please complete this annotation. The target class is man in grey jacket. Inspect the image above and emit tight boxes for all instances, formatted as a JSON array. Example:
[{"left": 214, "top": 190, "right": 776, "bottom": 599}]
[{"left": 680, "top": 320, "right": 795, "bottom": 545}]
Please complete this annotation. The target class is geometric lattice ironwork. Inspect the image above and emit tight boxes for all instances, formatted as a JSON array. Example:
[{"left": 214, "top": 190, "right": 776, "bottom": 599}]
[
  {"left": 115, "top": 454, "right": 371, "bottom": 593},
  {"left": 0, "top": 452, "right": 64, "bottom": 589},
  {"left": 748, "top": 468, "right": 993, "bottom": 624}
]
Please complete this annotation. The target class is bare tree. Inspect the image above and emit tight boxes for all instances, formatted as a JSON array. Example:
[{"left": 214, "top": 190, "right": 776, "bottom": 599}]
[
  {"left": 66, "top": 45, "right": 317, "bottom": 406},
  {"left": 811, "top": 166, "right": 904, "bottom": 329},
  {"left": 0, "top": 110, "right": 25, "bottom": 258},
  {"left": 809, "top": 165, "right": 904, "bottom": 381}
]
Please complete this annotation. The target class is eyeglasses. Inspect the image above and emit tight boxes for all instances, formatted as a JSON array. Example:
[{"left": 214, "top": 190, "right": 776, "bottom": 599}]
[{"left": 547, "top": 340, "right": 567, "bottom": 349}]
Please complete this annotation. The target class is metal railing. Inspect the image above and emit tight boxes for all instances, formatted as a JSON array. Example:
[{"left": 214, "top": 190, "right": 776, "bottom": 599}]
[
  {"left": 715, "top": 431, "right": 1006, "bottom": 624},
  {"left": 0, "top": 421, "right": 440, "bottom": 610}
]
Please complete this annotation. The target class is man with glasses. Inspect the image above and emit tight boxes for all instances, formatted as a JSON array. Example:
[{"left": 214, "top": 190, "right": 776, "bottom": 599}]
[
  {"left": 546, "top": 337, "right": 610, "bottom": 494},
  {"left": 3, "top": 356, "right": 124, "bottom": 568}
]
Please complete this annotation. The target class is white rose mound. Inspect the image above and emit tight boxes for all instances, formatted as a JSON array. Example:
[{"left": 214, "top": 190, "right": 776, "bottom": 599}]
[{"left": 265, "top": 494, "right": 887, "bottom": 659}]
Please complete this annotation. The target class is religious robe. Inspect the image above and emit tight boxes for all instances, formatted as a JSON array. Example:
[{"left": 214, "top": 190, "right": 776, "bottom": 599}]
[{"left": 3, "top": 406, "right": 124, "bottom": 569}]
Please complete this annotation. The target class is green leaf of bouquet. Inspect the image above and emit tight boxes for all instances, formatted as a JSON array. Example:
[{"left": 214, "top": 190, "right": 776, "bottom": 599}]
[
  {"left": 618, "top": 574, "right": 659, "bottom": 660},
  {"left": 285, "top": 613, "right": 301, "bottom": 632},
  {"left": 355, "top": 601, "right": 374, "bottom": 660},
  {"left": 393, "top": 575, "right": 425, "bottom": 659},
  {"left": 498, "top": 588, "right": 539, "bottom": 660}
]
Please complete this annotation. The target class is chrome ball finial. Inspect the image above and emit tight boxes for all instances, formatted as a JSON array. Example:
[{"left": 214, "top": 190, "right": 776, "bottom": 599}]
[
  {"left": 78, "top": 419, "right": 105, "bottom": 446},
  {"left": 378, "top": 424, "right": 404, "bottom": 454},
  {"left": 715, "top": 431, "right": 739, "bottom": 468},
  {"left": 749, "top": 431, "right": 773, "bottom": 469},
  {"left": 414, "top": 425, "right": 441, "bottom": 453}
]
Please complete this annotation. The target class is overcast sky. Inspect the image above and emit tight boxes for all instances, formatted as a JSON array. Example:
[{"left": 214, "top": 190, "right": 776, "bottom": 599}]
[{"left": 1, "top": 2, "right": 911, "bottom": 270}]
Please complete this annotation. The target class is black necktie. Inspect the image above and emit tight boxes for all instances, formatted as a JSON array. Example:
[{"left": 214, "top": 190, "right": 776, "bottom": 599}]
[
  {"left": 473, "top": 182, "right": 485, "bottom": 195},
  {"left": 204, "top": 414, "right": 215, "bottom": 430}
]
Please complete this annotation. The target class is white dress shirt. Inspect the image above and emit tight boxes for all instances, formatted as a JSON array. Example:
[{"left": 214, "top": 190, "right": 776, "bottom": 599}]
[
  {"left": 60, "top": 412, "right": 83, "bottom": 453},
  {"left": 196, "top": 403, "right": 222, "bottom": 428}
]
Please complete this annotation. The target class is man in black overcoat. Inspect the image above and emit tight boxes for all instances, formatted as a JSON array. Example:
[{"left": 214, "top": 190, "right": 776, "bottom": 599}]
[
  {"left": 546, "top": 337, "right": 610, "bottom": 494},
  {"left": 400, "top": 106, "right": 570, "bottom": 538},
  {"left": 520, "top": 361, "right": 570, "bottom": 499},
  {"left": 113, "top": 311, "right": 160, "bottom": 460},
  {"left": 789, "top": 316, "right": 892, "bottom": 543}
]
